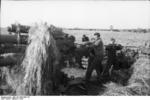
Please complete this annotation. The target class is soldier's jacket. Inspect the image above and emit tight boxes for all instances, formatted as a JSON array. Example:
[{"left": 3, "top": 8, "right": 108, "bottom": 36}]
[
  {"left": 105, "top": 43, "right": 123, "bottom": 59},
  {"left": 82, "top": 36, "right": 89, "bottom": 42},
  {"left": 93, "top": 37, "right": 104, "bottom": 57}
]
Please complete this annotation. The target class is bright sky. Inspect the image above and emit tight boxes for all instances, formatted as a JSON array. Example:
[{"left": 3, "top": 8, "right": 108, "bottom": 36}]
[{"left": 1, "top": 0, "right": 150, "bottom": 29}]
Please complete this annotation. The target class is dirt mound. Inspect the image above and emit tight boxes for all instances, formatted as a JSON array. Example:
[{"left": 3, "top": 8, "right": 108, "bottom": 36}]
[{"left": 102, "top": 56, "right": 150, "bottom": 96}]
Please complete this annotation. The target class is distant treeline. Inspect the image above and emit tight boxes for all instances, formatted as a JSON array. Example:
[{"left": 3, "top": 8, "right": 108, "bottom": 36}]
[
  {"left": 121, "top": 29, "right": 150, "bottom": 33},
  {"left": 6, "top": 23, "right": 150, "bottom": 34},
  {"left": 67, "top": 28, "right": 150, "bottom": 33}
]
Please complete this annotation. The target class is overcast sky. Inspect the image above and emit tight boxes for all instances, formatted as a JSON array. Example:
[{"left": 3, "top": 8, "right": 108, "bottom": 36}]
[{"left": 1, "top": 0, "right": 150, "bottom": 29}]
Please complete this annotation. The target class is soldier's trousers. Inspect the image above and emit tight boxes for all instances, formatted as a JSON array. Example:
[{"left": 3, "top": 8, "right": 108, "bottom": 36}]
[{"left": 85, "top": 56, "right": 103, "bottom": 81}]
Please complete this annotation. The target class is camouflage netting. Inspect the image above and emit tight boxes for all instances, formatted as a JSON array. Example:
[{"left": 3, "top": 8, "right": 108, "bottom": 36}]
[
  {"left": 1, "top": 23, "right": 60, "bottom": 95},
  {"left": 127, "top": 57, "right": 150, "bottom": 95},
  {"left": 49, "top": 25, "right": 66, "bottom": 38},
  {"left": 102, "top": 56, "right": 150, "bottom": 96},
  {"left": 102, "top": 82, "right": 132, "bottom": 96}
]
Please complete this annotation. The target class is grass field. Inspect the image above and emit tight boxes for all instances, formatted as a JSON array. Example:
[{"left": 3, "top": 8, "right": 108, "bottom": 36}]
[
  {"left": 63, "top": 29, "right": 150, "bottom": 47},
  {"left": 1, "top": 27, "right": 150, "bottom": 47}
]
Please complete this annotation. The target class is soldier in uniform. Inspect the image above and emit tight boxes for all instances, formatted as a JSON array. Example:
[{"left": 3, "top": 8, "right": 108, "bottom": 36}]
[
  {"left": 85, "top": 32, "right": 104, "bottom": 82},
  {"left": 82, "top": 34, "right": 89, "bottom": 42},
  {"left": 104, "top": 38, "right": 123, "bottom": 76}
]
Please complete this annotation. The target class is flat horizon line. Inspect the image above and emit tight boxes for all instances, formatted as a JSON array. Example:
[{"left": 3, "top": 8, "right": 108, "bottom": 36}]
[{"left": 1, "top": 26, "right": 150, "bottom": 30}]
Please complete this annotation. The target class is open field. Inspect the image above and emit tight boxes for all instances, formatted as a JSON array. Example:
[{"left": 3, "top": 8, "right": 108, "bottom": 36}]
[
  {"left": 64, "top": 29, "right": 150, "bottom": 47},
  {"left": 1, "top": 27, "right": 150, "bottom": 47}
]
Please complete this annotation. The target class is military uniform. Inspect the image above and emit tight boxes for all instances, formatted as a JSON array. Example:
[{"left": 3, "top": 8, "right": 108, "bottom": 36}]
[
  {"left": 85, "top": 37, "right": 104, "bottom": 82},
  {"left": 105, "top": 43, "right": 123, "bottom": 71},
  {"left": 82, "top": 35, "right": 89, "bottom": 42}
]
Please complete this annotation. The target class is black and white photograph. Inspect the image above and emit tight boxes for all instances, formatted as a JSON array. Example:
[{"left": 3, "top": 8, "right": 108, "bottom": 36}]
[{"left": 0, "top": 0, "right": 150, "bottom": 97}]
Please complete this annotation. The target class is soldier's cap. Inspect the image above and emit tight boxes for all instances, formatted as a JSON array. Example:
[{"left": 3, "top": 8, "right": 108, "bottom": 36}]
[{"left": 94, "top": 32, "right": 100, "bottom": 36}]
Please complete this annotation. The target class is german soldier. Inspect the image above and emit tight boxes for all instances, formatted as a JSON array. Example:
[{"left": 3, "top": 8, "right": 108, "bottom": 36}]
[
  {"left": 85, "top": 32, "right": 104, "bottom": 82},
  {"left": 82, "top": 34, "right": 89, "bottom": 42},
  {"left": 104, "top": 38, "right": 123, "bottom": 76}
]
